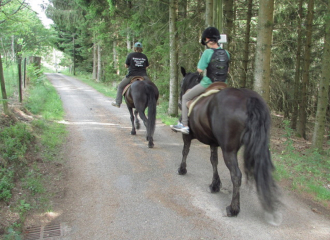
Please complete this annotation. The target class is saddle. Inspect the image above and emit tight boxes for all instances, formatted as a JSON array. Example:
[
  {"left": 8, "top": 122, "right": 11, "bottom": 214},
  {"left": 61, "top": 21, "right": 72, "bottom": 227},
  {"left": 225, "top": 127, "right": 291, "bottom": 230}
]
[
  {"left": 122, "top": 76, "right": 145, "bottom": 95},
  {"left": 187, "top": 82, "right": 227, "bottom": 116}
]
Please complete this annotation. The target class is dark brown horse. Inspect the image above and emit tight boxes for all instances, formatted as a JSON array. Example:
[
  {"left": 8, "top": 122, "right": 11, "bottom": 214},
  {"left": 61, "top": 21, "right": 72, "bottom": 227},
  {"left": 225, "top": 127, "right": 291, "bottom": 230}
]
[
  {"left": 175, "top": 67, "right": 280, "bottom": 223},
  {"left": 124, "top": 78, "right": 159, "bottom": 148}
]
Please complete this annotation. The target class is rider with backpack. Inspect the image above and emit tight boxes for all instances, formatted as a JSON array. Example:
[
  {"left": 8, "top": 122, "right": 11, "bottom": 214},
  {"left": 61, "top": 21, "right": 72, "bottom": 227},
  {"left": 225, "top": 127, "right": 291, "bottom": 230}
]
[
  {"left": 112, "top": 42, "right": 150, "bottom": 108},
  {"left": 171, "top": 27, "right": 230, "bottom": 134}
]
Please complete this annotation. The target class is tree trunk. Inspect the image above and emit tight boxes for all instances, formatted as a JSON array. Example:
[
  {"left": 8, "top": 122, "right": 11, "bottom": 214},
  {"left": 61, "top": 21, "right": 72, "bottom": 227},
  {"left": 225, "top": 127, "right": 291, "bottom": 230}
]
[
  {"left": 97, "top": 43, "right": 101, "bottom": 82},
  {"left": 92, "top": 35, "right": 97, "bottom": 80},
  {"left": 205, "top": 0, "right": 213, "bottom": 27},
  {"left": 312, "top": 5, "right": 330, "bottom": 150},
  {"left": 240, "top": 0, "right": 253, "bottom": 88},
  {"left": 18, "top": 56, "right": 22, "bottom": 102},
  {"left": 113, "top": 40, "right": 119, "bottom": 75},
  {"left": 253, "top": 0, "right": 274, "bottom": 103},
  {"left": 291, "top": 0, "right": 303, "bottom": 130},
  {"left": 223, "top": 0, "right": 233, "bottom": 83},
  {"left": 23, "top": 57, "right": 26, "bottom": 88},
  {"left": 28, "top": 56, "right": 41, "bottom": 68},
  {"left": 0, "top": 53, "right": 9, "bottom": 115},
  {"left": 168, "top": 0, "right": 178, "bottom": 116},
  {"left": 127, "top": 25, "right": 131, "bottom": 50},
  {"left": 11, "top": 35, "right": 15, "bottom": 62},
  {"left": 73, "top": 34, "right": 76, "bottom": 76},
  {"left": 213, "top": 0, "right": 222, "bottom": 31},
  {"left": 223, "top": 0, "right": 233, "bottom": 48},
  {"left": 297, "top": 0, "right": 314, "bottom": 139}
]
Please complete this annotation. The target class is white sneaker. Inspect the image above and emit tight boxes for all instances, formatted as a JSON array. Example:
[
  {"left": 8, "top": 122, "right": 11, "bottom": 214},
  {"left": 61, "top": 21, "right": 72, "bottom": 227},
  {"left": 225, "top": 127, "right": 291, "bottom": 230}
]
[
  {"left": 170, "top": 122, "right": 189, "bottom": 134},
  {"left": 111, "top": 101, "right": 120, "bottom": 108}
]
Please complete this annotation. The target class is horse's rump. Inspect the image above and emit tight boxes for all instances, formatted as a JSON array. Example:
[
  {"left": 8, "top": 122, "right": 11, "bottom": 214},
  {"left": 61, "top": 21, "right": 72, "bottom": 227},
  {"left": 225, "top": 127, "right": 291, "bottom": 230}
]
[
  {"left": 125, "top": 80, "right": 159, "bottom": 109},
  {"left": 189, "top": 88, "right": 254, "bottom": 146},
  {"left": 123, "top": 79, "right": 159, "bottom": 148}
]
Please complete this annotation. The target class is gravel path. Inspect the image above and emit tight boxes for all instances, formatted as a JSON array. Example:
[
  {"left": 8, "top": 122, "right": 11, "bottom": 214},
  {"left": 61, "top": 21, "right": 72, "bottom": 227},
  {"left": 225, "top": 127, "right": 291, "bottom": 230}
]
[{"left": 44, "top": 73, "right": 330, "bottom": 240}]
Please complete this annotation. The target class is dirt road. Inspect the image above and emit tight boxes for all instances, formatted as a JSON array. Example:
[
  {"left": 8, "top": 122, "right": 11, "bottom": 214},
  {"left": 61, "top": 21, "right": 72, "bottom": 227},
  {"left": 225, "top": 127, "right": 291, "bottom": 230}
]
[{"left": 38, "top": 73, "right": 330, "bottom": 239}]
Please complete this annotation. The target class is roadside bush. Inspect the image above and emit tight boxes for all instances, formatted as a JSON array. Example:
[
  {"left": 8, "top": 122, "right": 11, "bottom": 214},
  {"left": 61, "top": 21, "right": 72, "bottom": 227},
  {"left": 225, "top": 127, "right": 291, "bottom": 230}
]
[
  {"left": 0, "top": 168, "right": 14, "bottom": 202},
  {"left": 0, "top": 123, "right": 33, "bottom": 166}
]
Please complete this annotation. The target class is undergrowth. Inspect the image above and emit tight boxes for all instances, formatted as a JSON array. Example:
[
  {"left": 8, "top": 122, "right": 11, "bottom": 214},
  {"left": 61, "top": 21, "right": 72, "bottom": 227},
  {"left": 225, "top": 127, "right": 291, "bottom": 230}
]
[
  {"left": 273, "top": 120, "right": 330, "bottom": 204},
  {"left": 0, "top": 65, "right": 66, "bottom": 238}
]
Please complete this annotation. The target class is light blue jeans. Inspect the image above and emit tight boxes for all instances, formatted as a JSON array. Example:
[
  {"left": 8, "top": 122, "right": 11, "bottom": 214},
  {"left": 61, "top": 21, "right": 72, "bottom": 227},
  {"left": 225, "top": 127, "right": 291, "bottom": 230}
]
[{"left": 181, "top": 83, "right": 206, "bottom": 126}]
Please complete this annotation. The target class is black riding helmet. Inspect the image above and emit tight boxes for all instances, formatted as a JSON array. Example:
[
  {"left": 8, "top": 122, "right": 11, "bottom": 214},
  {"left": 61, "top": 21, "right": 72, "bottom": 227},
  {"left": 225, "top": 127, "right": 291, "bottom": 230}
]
[{"left": 201, "top": 27, "right": 221, "bottom": 45}]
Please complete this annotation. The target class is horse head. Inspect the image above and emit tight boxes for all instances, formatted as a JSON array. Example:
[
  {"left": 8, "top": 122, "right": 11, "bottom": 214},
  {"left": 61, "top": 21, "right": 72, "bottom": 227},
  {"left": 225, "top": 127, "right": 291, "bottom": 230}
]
[{"left": 179, "top": 67, "right": 202, "bottom": 110}]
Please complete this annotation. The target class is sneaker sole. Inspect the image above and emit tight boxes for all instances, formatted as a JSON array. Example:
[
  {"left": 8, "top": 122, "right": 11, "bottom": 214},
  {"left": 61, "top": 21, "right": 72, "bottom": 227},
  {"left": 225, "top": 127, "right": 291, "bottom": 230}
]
[{"left": 170, "top": 127, "right": 189, "bottom": 134}]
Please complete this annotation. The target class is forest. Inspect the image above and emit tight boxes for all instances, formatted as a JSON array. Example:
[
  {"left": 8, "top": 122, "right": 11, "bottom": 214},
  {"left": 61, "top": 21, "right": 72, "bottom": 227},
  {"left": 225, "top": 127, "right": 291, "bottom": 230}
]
[
  {"left": 0, "top": 0, "right": 330, "bottom": 236},
  {"left": 1, "top": 0, "right": 329, "bottom": 150}
]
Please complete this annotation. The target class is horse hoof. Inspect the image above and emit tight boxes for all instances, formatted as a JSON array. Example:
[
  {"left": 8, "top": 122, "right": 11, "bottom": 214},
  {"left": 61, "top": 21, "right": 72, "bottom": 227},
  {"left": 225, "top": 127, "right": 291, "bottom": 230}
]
[
  {"left": 209, "top": 184, "right": 220, "bottom": 193},
  {"left": 226, "top": 206, "right": 239, "bottom": 217},
  {"left": 178, "top": 167, "right": 187, "bottom": 175},
  {"left": 131, "top": 131, "right": 136, "bottom": 135},
  {"left": 265, "top": 211, "right": 283, "bottom": 226},
  {"left": 148, "top": 144, "right": 154, "bottom": 148}
]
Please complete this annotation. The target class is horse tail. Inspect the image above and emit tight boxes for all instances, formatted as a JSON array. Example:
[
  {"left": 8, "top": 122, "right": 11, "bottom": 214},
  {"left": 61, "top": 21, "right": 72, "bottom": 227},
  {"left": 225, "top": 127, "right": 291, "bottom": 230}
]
[
  {"left": 145, "top": 83, "right": 157, "bottom": 137},
  {"left": 242, "top": 97, "right": 279, "bottom": 213}
]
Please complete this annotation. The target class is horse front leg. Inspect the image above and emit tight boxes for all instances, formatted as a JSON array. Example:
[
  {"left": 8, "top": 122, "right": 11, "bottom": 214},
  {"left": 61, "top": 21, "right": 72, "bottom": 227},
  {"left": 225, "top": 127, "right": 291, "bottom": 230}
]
[
  {"left": 128, "top": 107, "right": 136, "bottom": 135},
  {"left": 223, "top": 151, "right": 242, "bottom": 217},
  {"left": 209, "top": 145, "right": 221, "bottom": 193},
  {"left": 134, "top": 109, "right": 140, "bottom": 130},
  {"left": 178, "top": 134, "right": 192, "bottom": 175}
]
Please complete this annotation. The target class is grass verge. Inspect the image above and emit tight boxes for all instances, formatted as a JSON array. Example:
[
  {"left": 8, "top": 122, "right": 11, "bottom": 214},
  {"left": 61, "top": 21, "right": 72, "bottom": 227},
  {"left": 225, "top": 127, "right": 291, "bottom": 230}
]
[
  {"left": 272, "top": 120, "right": 330, "bottom": 207},
  {"left": 0, "top": 65, "right": 67, "bottom": 238}
]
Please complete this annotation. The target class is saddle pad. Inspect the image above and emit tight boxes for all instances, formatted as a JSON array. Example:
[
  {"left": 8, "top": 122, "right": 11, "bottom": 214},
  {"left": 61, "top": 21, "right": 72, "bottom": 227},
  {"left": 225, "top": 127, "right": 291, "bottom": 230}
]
[
  {"left": 123, "top": 84, "right": 132, "bottom": 95},
  {"left": 188, "top": 89, "right": 219, "bottom": 116}
]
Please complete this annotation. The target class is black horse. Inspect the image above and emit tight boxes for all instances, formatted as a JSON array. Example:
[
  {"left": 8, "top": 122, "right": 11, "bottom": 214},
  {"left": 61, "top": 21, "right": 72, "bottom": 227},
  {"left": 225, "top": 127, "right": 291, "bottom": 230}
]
[
  {"left": 124, "top": 78, "right": 159, "bottom": 148},
  {"left": 176, "top": 67, "right": 280, "bottom": 222}
]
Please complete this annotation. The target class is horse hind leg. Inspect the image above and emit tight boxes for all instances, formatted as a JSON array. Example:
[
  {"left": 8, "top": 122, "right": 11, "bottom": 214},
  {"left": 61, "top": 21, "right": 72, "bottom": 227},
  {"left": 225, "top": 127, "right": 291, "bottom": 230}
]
[
  {"left": 134, "top": 109, "right": 140, "bottom": 130},
  {"left": 138, "top": 111, "right": 149, "bottom": 140},
  {"left": 223, "top": 151, "right": 242, "bottom": 217},
  {"left": 147, "top": 136, "right": 154, "bottom": 148},
  {"left": 209, "top": 146, "right": 221, "bottom": 193},
  {"left": 128, "top": 107, "right": 136, "bottom": 135},
  {"left": 136, "top": 110, "right": 153, "bottom": 148}
]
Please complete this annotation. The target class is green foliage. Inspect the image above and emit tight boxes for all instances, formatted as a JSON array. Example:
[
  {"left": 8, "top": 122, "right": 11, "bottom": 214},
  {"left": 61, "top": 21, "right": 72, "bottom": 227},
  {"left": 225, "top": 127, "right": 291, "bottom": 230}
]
[
  {"left": 157, "top": 100, "right": 179, "bottom": 125},
  {"left": 16, "top": 199, "right": 32, "bottom": 218},
  {"left": 40, "top": 122, "right": 67, "bottom": 161},
  {"left": 3, "top": 227, "right": 22, "bottom": 240},
  {"left": 273, "top": 120, "right": 330, "bottom": 202},
  {"left": 282, "top": 119, "right": 295, "bottom": 153},
  {"left": 2, "top": 64, "right": 19, "bottom": 97},
  {"left": 25, "top": 75, "right": 64, "bottom": 120},
  {"left": 0, "top": 168, "right": 15, "bottom": 202},
  {"left": 0, "top": 1, "right": 53, "bottom": 60},
  {"left": 0, "top": 123, "right": 33, "bottom": 166},
  {"left": 22, "top": 168, "right": 45, "bottom": 195},
  {"left": 1, "top": 65, "right": 66, "bottom": 235}
]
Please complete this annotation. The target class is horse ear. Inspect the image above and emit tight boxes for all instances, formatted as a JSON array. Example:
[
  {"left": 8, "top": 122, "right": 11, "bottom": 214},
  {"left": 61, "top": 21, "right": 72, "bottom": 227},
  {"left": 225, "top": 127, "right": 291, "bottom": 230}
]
[{"left": 181, "top": 67, "right": 186, "bottom": 77}]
